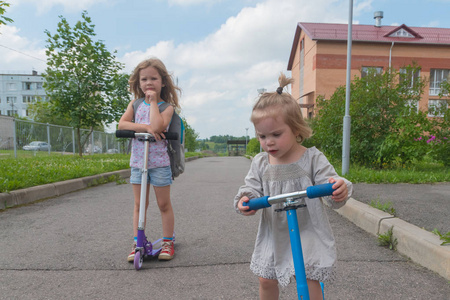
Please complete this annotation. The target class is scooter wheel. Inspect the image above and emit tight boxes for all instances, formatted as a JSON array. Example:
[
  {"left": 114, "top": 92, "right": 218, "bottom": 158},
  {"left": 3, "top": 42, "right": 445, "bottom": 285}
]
[{"left": 134, "top": 250, "right": 143, "bottom": 270}]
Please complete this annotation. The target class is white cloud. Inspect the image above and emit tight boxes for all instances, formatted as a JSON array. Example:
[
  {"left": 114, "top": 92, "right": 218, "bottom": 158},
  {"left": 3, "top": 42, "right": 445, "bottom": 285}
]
[{"left": 0, "top": 26, "right": 47, "bottom": 73}]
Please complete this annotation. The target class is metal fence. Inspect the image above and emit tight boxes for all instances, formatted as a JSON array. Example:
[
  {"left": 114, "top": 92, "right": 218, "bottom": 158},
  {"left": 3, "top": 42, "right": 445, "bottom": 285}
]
[{"left": 0, "top": 115, "right": 125, "bottom": 158}]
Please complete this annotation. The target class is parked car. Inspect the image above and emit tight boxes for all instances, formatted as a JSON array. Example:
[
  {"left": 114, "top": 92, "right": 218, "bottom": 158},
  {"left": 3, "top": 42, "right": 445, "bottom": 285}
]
[
  {"left": 23, "top": 141, "right": 51, "bottom": 151},
  {"left": 106, "top": 148, "right": 119, "bottom": 154},
  {"left": 85, "top": 145, "right": 102, "bottom": 154}
]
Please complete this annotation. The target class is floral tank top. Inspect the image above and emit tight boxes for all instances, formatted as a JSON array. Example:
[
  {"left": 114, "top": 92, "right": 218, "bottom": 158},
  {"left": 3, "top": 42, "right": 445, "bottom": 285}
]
[{"left": 129, "top": 101, "right": 170, "bottom": 169}]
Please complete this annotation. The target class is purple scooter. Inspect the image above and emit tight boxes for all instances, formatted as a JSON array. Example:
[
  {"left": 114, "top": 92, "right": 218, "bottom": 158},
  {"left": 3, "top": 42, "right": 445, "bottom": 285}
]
[
  {"left": 244, "top": 183, "right": 335, "bottom": 300},
  {"left": 116, "top": 130, "right": 177, "bottom": 270}
]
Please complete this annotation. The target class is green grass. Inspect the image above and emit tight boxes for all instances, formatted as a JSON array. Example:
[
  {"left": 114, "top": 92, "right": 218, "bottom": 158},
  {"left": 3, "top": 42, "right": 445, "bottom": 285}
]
[
  {"left": 0, "top": 154, "right": 130, "bottom": 193},
  {"left": 337, "top": 161, "right": 449, "bottom": 184},
  {"left": 378, "top": 226, "right": 398, "bottom": 250},
  {"left": 369, "top": 198, "right": 396, "bottom": 216},
  {"left": 1, "top": 152, "right": 448, "bottom": 193},
  {"left": 432, "top": 229, "right": 450, "bottom": 246}
]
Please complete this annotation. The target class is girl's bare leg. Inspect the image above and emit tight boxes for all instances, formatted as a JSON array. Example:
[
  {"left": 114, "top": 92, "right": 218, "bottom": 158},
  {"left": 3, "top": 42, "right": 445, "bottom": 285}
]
[
  {"left": 307, "top": 279, "right": 324, "bottom": 300},
  {"left": 154, "top": 185, "right": 174, "bottom": 238},
  {"left": 259, "top": 277, "right": 279, "bottom": 300}
]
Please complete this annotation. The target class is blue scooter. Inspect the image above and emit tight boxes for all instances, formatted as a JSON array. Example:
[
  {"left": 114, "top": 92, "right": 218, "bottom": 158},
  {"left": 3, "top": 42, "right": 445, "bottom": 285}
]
[{"left": 244, "top": 183, "right": 335, "bottom": 300}]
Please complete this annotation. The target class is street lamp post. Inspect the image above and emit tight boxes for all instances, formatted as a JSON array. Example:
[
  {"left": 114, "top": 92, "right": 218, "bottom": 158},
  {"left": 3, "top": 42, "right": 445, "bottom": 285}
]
[
  {"left": 256, "top": 88, "right": 266, "bottom": 153},
  {"left": 342, "top": 0, "right": 353, "bottom": 175}
]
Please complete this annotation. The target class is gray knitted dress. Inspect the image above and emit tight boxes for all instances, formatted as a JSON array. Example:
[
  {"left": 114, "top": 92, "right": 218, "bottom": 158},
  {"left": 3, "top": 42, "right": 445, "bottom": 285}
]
[{"left": 234, "top": 147, "right": 353, "bottom": 287}]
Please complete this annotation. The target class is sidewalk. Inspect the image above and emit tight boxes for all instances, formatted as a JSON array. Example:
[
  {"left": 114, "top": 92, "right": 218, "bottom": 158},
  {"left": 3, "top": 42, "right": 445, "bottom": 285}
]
[{"left": 1, "top": 163, "right": 449, "bottom": 281}]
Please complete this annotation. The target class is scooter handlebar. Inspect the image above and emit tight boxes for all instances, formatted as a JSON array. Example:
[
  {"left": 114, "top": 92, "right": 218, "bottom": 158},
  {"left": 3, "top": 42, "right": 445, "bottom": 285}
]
[
  {"left": 243, "top": 183, "right": 335, "bottom": 211},
  {"left": 243, "top": 196, "right": 270, "bottom": 211},
  {"left": 115, "top": 130, "right": 178, "bottom": 140},
  {"left": 306, "top": 182, "right": 335, "bottom": 199}
]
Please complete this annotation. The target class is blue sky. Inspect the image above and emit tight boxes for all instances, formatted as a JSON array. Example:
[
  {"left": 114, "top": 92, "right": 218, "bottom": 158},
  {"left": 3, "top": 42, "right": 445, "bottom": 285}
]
[{"left": 1, "top": 0, "right": 450, "bottom": 139}]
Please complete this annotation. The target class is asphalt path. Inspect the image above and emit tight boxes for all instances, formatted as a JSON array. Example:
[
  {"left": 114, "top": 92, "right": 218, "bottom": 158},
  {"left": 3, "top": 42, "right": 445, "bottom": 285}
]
[
  {"left": 1, "top": 157, "right": 449, "bottom": 299},
  {"left": 352, "top": 182, "right": 450, "bottom": 233}
]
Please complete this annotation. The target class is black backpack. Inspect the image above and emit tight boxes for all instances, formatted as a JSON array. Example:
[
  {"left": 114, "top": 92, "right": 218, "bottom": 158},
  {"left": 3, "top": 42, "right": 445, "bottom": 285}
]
[{"left": 132, "top": 98, "right": 185, "bottom": 179}]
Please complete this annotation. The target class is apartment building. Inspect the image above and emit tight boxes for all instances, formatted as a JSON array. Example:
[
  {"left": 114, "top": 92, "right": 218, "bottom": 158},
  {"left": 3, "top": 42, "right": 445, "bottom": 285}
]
[
  {"left": 287, "top": 13, "right": 450, "bottom": 118},
  {"left": 0, "top": 70, "right": 47, "bottom": 118}
]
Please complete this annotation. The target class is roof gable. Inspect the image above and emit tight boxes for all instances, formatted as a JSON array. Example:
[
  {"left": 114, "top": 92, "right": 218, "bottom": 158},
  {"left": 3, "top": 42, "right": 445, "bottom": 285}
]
[{"left": 385, "top": 24, "right": 423, "bottom": 39}]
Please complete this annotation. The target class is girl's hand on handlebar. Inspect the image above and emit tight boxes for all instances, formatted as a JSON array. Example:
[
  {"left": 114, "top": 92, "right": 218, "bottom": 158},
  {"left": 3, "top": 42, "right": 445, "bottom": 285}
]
[
  {"left": 238, "top": 196, "right": 257, "bottom": 216},
  {"left": 145, "top": 126, "right": 163, "bottom": 141},
  {"left": 329, "top": 178, "right": 348, "bottom": 202}
]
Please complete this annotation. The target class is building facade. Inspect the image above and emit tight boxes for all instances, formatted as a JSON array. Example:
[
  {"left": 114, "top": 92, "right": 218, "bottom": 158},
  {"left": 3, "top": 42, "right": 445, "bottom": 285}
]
[
  {"left": 0, "top": 71, "right": 47, "bottom": 118},
  {"left": 287, "top": 16, "right": 450, "bottom": 118}
]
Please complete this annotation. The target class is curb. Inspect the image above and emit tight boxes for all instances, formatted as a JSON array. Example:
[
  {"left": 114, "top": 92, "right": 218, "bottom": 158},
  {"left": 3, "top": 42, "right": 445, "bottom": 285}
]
[
  {"left": 0, "top": 169, "right": 130, "bottom": 210},
  {"left": 336, "top": 198, "right": 450, "bottom": 281}
]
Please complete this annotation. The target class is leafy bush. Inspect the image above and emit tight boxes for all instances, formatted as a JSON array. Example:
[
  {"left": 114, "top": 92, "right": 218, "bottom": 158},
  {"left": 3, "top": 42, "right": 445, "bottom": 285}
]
[
  {"left": 310, "top": 65, "right": 449, "bottom": 168},
  {"left": 426, "top": 131, "right": 450, "bottom": 167}
]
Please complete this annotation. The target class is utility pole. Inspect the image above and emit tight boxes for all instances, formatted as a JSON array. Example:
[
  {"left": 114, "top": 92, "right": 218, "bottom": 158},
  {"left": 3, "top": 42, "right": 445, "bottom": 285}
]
[{"left": 342, "top": 0, "right": 353, "bottom": 175}]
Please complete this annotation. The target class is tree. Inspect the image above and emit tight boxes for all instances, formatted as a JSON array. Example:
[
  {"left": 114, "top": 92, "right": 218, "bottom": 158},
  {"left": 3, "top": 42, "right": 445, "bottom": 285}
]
[
  {"left": 311, "top": 65, "right": 428, "bottom": 168},
  {"left": 246, "top": 138, "right": 260, "bottom": 156},
  {"left": 43, "top": 11, "right": 124, "bottom": 156},
  {"left": 27, "top": 100, "right": 70, "bottom": 126},
  {"left": 109, "top": 73, "right": 132, "bottom": 123},
  {"left": 0, "top": 1, "right": 13, "bottom": 29},
  {"left": 182, "top": 117, "right": 199, "bottom": 152}
]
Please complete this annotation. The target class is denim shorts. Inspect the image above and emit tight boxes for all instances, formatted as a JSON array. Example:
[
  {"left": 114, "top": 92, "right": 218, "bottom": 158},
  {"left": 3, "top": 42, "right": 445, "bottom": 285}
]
[{"left": 129, "top": 166, "right": 172, "bottom": 187}]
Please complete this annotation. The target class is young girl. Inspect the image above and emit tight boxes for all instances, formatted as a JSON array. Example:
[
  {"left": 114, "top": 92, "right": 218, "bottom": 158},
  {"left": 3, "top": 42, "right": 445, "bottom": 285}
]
[
  {"left": 234, "top": 73, "right": 353, "bottom": 300},
  {"left": 118, "top": 58, "right": 181, "bottom": 262}
]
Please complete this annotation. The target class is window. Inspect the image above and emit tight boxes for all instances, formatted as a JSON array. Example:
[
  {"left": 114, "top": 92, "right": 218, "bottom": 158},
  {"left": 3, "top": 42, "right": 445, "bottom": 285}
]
[
  {"left": 361, "top": 67, "right": 383, "bottom": 78},
  {"left": 6, "top": 96, "right": 17, "bottom": 104},
  {"left": 7, "top": 110, "right": 18, "bottom": 116},
  {"left": 36, "top": 82, "right": 43, "bottom": 90},
  {"left": 400, "top": 68, "right": 420, "bottom": 90},
  {"left": 389, "top": 28, "right": 414, "bottom": 38},
  {"left": 428, "top": 99, "right": 448, "bottom": 117},
  {"left": 22, "top": 96, "right": 36, "bottom": 103},
  {"left": 429, "top": 69, "right": 450, "bottom": 96},
  {"left": 406, "top": 100, "right": 419, "bottom": 113},
  {"left": 24, "top": 82, "right": 32, "bottom": 90}
]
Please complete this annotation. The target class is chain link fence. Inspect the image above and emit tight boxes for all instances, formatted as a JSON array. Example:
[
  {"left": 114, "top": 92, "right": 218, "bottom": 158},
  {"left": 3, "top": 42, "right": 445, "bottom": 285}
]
[{"left": 0, "top": 115, "right": 125, "bottom": 158}]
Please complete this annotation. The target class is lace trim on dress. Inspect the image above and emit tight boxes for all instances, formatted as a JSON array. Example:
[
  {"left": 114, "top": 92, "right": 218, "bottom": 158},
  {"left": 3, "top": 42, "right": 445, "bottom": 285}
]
[
  {"left": 251, "top": 258, "right": 337, "bottom": 287},
  {"left": 250, "top": 258, "right": 278, "bottom": 280},
  {"left": 305, "top": 264, "right": 336, "bottom": 283}
]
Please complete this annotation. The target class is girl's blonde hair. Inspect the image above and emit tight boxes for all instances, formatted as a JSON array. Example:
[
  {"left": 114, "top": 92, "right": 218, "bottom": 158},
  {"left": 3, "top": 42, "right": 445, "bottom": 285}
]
[
  {"left": 129, "top": 58, "right": 181, "bottom": 108},
  {"left": 251, "top": 73, "right": 312, "bottom": 143}
]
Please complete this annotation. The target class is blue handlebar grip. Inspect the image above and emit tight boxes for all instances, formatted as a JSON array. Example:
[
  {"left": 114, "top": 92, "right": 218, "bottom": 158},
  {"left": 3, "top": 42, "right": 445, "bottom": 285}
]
[
  {"left": 306, "top": 183, "right": 335, "bottom": 199},
  {"left": 244, "top": 196, "right": 271, "bottom": 211}
]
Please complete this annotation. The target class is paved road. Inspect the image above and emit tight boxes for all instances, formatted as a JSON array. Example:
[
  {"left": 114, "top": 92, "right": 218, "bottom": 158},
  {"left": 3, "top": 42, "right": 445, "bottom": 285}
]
[
  {"left": 1, "top": 157, "right": 449, "bottom": 299},
  {"left": 352, "top": 182, "right": 450, "bottom": 233}
]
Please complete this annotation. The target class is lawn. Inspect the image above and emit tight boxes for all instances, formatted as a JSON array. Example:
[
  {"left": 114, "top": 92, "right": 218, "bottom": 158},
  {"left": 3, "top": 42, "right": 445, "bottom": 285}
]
[{"left": 0, "top": 152, "right": 448, "bottom": 193}]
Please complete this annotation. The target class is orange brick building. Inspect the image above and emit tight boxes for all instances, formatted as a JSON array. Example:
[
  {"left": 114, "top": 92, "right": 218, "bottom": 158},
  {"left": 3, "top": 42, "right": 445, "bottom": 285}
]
[{"left": 287, "top": 19, "right": 450, "bottom": 118}]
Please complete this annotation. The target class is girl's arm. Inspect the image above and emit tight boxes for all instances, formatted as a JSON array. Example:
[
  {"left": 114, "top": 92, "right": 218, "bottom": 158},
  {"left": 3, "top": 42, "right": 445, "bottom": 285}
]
[
  {"left": 118, "top": 99, "right": 174, "bottom": 139},
  {"left": 312, "top": 150, "right": 353, "bottom": 209},
  {"left": 234, "top": 154, "right": 265, "bottom": 215},
  {"left": 148, "top": 99, "right": 174, "bottom": 134}
]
